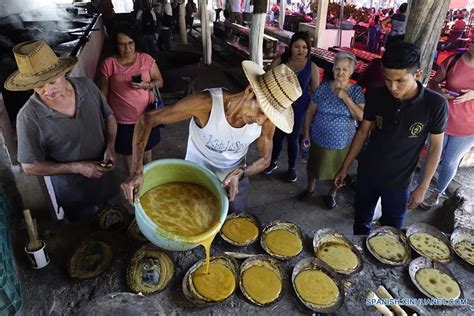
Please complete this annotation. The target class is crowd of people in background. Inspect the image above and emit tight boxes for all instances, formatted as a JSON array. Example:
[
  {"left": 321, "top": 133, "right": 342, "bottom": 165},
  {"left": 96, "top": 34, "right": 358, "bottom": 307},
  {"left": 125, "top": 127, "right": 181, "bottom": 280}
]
[
  {"left": 95, "top": 0, "right": 470, "bottom": 60},
  {"left": 4, "top": 1, "right": 474, "bottom": 237}
]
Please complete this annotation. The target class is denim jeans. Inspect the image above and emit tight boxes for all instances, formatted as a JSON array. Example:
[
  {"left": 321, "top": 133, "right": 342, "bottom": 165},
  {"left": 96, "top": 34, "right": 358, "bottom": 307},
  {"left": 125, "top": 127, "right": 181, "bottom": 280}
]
[
  {"left": 52, "top": 172, "right": 119, "bottom": 222},
  {"left": 419, "top": 134, "right": 474, "bottom": 194},
  {"left": 353, "top": 173, "right": 410, "bottom": 235},
  {"left": 368, "top": 27, "right": 380, "bottom": 53},
  {"left": 270, "top": 112, "right": 304, "bottom": 169}
]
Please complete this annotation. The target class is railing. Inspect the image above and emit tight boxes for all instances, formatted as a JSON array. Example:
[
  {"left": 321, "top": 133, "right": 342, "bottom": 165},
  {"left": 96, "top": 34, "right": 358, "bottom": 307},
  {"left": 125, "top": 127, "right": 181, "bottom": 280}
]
[{"left": 69, "top": 13, "right": 101, "bottom": 58}]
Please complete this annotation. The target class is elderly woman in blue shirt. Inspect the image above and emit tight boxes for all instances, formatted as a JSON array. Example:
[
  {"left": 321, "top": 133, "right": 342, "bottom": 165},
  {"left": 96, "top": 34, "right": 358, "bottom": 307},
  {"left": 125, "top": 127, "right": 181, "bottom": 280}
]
[{"left": 298, "top": 51, "right": 365, "bottom": 209}]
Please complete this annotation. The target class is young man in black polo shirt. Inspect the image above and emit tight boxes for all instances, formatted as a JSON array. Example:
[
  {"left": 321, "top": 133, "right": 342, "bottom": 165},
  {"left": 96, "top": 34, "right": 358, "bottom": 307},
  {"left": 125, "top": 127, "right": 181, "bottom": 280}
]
[{"left": 334, "top": 42, "right": 448, "bottom": 235}]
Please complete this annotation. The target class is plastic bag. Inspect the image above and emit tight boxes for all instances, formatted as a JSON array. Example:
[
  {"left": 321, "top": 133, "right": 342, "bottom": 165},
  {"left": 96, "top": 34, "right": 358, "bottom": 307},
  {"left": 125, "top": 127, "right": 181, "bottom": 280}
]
[{"left": 147, "top": 86, "right": 165, "bottom": 128}]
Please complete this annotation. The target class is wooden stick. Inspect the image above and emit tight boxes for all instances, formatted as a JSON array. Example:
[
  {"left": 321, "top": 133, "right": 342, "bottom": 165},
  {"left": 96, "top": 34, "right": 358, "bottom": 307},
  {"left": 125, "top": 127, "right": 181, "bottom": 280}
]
[
  {"left": 376, "top": 286, "right": 408, "bottom": 316},
  {"left": 367, "top": 291, "right": 394, "bottom": 316},
  {"left": 23, "top": 209, "right": 36, "bottom": 241},
  {"left": 32, "top": 219, "right": 39, "bottom": 241},
  {"left": 224, "top": 252, "right": 256, "bottom": 259},
  {"left": 23, "top": 209, "right": 42, "bottom": 251}
]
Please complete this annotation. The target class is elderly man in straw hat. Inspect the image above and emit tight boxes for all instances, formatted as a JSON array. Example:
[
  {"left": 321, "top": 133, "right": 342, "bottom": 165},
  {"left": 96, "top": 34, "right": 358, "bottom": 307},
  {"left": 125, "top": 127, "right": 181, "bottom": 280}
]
[
  {"left": 5, "top": 40, "right": 118, "bottom": 221},
  {"left": 122, "top": 61, "right": 302, "bottom": 211}
]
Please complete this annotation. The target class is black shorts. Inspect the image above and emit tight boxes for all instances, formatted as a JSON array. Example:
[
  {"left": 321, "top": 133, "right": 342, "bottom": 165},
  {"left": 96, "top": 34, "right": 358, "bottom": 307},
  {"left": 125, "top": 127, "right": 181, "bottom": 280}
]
[{"left": 115, "top": 123, "right": 160, "bottom": 155}]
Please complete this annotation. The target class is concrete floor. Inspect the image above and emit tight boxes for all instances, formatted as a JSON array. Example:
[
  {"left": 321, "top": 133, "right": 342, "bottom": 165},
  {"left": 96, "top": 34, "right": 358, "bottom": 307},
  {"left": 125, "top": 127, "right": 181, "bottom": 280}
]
[{"left": 10, "top": 37, "right": 474, "bottom": 315}]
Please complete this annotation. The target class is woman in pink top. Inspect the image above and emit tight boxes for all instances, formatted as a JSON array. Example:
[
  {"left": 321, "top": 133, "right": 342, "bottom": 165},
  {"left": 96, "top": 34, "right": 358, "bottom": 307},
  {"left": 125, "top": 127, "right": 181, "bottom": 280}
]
[
  {"left": 98, "top": 23, "right": 164, "bottom": 173},
  {"left": 421, "top": 34, "right": 474, "bottom": 209}
]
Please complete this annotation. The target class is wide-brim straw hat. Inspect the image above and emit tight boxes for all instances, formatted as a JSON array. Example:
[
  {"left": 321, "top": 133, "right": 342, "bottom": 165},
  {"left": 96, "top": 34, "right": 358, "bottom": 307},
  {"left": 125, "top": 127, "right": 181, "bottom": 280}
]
[
  {"left": 4, "top": 40, "right": 78, "bottom": 91},
  {"left": 242, "top": 61, "right": 302, "bottom": 133}
]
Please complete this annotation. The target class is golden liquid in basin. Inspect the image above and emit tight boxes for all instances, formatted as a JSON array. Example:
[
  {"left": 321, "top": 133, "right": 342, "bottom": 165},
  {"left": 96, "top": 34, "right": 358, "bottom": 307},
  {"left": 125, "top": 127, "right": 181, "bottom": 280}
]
[
  {"left": 294, "top": 269, "right": 339, "bottom": 307},
  {"left": 221, "top": 217, "right": 259, "bottom": 244},
  {"left": 141, "top": 182, "right": 221, "bottom": 272},
  {"left": 316, "top": 243, "right": 359, "bottom": 272},
  {"left": 192, "top": 262, "right": 236, "bottom": 301},
  {"left": 141, "top": 182, "right": 220, "bottom": 237},
  {"left": 415, "top": 268, "right": 461, "bottom": 299},
  {"left": 241, "top": 265, "right": 282, "bottom": 304},
  {"left": 263, "top": 229, "right": 302, "bottom": 257},
  {"left": 409, "top": 232, "right": 450, "bottom": 261}
]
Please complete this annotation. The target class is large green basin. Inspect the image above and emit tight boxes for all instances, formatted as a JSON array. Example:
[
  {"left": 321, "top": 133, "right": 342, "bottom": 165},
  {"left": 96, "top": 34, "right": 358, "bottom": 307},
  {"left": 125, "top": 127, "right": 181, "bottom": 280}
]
[{"left": 134, "top": 159, "right": 229, "bottom": 251}]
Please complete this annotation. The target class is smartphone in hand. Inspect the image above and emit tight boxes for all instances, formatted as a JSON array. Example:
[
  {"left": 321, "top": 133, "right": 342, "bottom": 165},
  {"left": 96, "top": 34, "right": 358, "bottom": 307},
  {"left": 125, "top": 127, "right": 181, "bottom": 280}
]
[
  {"left": 131, "top": 74, "right": 142, "bottom": 83},
  {"left": 100, "top": 161, "right": 114, "bottom": 169},
  {"left": 448, "top": 90, "right": 460, "bottom": 97}
]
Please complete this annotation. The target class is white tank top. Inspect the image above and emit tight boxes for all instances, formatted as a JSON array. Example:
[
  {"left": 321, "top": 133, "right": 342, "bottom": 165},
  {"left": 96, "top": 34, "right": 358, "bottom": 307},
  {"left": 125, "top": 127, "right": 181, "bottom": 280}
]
[{"left": 185, "top": 88, "right": 262, "bottom": 180}]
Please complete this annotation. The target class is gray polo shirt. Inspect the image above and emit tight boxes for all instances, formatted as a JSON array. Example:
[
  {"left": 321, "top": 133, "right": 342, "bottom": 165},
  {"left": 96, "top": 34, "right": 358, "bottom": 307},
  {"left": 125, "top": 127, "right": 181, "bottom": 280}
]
[
  {"left": 17, "top": 77, "right": 113, "bottom": 164},
  {"left": 16, "top": 77, "right": 116, "bottom": 215}
]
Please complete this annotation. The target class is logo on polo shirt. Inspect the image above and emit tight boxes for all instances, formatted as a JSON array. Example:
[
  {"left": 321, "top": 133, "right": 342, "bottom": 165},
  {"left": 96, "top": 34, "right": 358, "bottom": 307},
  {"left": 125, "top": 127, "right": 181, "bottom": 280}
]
[
  {"left": 376, "top": 115, "right": 383, "bottom": 129},
  {"left": 409, "top": 122, "right": 424, "bottom": 138}
]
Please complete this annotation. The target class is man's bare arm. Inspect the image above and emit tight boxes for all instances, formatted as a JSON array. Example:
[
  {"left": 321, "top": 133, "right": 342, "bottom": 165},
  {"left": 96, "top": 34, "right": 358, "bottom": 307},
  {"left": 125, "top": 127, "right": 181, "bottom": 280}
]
[
  {"left": 22, "top": 161, "right": 109, "bottom": 179},
  {"left": 221, "top": 119, "right": 275, "bottom": 201},
  {"left": 122, "top": 93, "right": 212, "bottom": 204},
  {"left": 103, "top": 115, "right": 117, "bottom": 167},
  {"left": 244, "top": 119, "right": 276, "bottom": 177},
  {"left": 419, "top": 133, "right": 444, "bottom": 189},
  {"left": 130, "top": 93, "right": 211, "bottom": 175},
  {"left": 105, "top": 115, "right": 117, "bottom": 151},
  {"left": 407, "top": 133, "right": 444, "bottom": 209}
]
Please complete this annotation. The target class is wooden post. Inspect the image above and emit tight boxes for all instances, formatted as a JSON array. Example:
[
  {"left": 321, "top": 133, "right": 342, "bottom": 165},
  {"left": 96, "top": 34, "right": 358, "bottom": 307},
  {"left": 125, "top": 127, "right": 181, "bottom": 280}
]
[
  {"left": 179, "top": 1, "right": 187, "bottom": 44},
  {"left": 250, "top": 0, "right": 268, "bottom": 66},
  {"left": 314, "top": 0, "right": 329, "bottom": 47},
  {"left": 404, "top": 0, "right": 450, "bottom": 83},
  {"left": 279, "top": 0, "right": 286, "bottom": 30},
  {"left": 337, "top": 0, "right": 344, "bottom": 47},
  {"left": 198, "top": 0, "right": 212, "bottom": 64}
]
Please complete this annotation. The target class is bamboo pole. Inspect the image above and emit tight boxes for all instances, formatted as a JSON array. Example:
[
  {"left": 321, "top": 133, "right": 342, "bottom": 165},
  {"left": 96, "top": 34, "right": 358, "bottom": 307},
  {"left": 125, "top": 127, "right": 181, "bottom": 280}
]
[
  {"left": 279, "top": 0, "right": 286, "bottom": 30},
  {"left": 250, "top": 0, "right": 268, "bottom": 66},
  {"left": 198, "top": 0, "right": 212, "bottom": 64},
  {"left": 179, "top": 0, "right": 187, "bottom": 44},
  {"left": 314, "top": 0, "right": 329, "bottom": 47}
]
